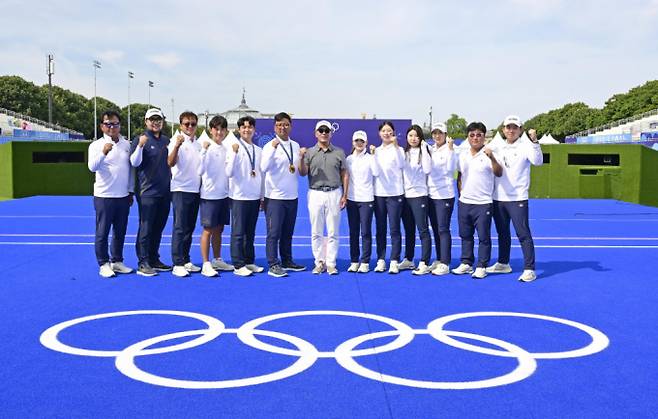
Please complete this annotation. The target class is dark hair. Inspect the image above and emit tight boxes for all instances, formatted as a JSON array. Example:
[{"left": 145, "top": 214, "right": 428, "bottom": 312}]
[
  {"left": 378, "top": 120, "right": 395, "bottom": 131},
  {"left": 274, "top": 112, "right": 292, "bottom": 123},
  {"left": 179, "top": 111, "right": 198, "bottom": 124},
  {"left": 208, "top": 115, "right": 228, "bottom": 130},
  {"left": 466, "top": 121, "right": 487, "bottom": 134},
  {"left": 101, "top": 110, "right": 121, "bottom": 123},
  {"left": 237, "top": 115, "right": 256, "bottom": 127},
  {"left": 404, "top": 124, "right": 426, "bottom": 164}
]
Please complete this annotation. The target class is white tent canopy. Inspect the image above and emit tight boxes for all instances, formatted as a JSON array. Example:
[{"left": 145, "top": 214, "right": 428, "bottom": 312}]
[{"left": 539, "top": 133, "right": 560, "bottom": 144}]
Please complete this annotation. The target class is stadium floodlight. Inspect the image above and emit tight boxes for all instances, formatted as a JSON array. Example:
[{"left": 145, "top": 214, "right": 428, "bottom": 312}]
[
  {"left": 148, "top": 80, "right": 154, "bottom": 107},
  {"left": 128, "top": 71, "right": 134, "bottom": 140},
  {"left": 93, "top": 60, "right": 102, "bottom": 140},
  {"left": 47, "top": 55, "right": 54, "bottom": 125}
]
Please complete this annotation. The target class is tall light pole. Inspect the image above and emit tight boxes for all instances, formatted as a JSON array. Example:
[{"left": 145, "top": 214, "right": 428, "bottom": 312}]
[
  {"left": 429, "top": 106, "right": 433, "bottom": 131},
  {"left": 171, "top": 97, "right": 175, "bottom": 136},
  {"left": 128, "top": 71, "right": 134, "bottom": 140},
  {"left": 47, "top": 54, "right": 54, "bottom": 124},
  {"left": 93, "top": 60, "right": 102, "bottom": 139},
  {"left": 148, "top": 80, "right": 154, "bottom": 107},
  {"left": 204, "top": 110, "right": 209, "bottom": 133}
]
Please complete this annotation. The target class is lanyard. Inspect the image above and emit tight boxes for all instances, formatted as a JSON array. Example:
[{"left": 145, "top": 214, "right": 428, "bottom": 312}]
[
  {"left": 278, "top": 139, "right": 295, "bottom": 173},
  {"left": 237, "top": 137, "right": 256, "bottom": 176}
]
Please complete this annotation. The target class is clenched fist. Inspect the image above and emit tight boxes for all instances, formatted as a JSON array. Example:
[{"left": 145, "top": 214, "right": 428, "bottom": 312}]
[
  {"left": 138, "top": 135, "right": 148, "bottom": 147},
  {"left": 203, "top": 141, "right": 210, "bottom": 150},
  {"left": 102, "top": 143, "right": 114, "bottom": 155},
  {"left": 232, "top": 143, "right": 239, "bottom": 153},
  {"left": 175, "top": 135, "right": 185, "bottom": 147},
  {"left": 299, "top": 147, "right": 307, "bottom": 157},
  {"left": 271, "top": 138, "right": 280, "bottom": 148},
  {"left": 369, "top": 145, "right": 376, "bottom": 154}
]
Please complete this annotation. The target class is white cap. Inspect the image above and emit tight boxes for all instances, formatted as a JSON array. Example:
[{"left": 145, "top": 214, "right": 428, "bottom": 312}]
[
  {"left": 145, "top": 108, "right": 165, "bottom": 120},
  {"left": 431, "top": 122, "right": 447, "bottom": 133},
  {"left": 503, "top": 115, "right": 522, "bottom": 127},
  {"left": 315, "top": 120, "right": 332, "bottom": 131},
  {"left": 352, "top": 130, "right": 367, "bottom": 142}
]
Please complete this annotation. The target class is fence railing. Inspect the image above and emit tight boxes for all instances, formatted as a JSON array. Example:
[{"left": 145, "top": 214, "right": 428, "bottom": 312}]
[
  {"left": 571, "top": 108, "right": 658, "bottom": 138},
  {"left": 0, "top": 106, "right": 84, "bottom": 136}
]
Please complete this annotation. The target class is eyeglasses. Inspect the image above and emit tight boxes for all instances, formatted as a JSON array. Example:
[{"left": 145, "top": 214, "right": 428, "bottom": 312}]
[
  {"left": 317, "top": 127, "right": 331, "bottom": 134},
  {"left": 182, "top": 122, "right": 197, "bottom": 127},
  {"left": 102, "top": 122, "right": 120, "bottom": 128},
  {"left": 148, "top": 117, "right": 163, "bottom": 123},
  {"left": 353, "top": 139, "right": 365, "bottom": 143}
]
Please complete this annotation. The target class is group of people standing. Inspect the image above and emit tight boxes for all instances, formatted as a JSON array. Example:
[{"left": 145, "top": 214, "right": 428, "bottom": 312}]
[{"left": 88, "top": 109, "right": 543, "bottom": 282}]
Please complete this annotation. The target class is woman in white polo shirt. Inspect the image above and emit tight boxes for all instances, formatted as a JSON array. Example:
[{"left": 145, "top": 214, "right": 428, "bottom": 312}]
[
  {"left": 346, "top": 130, "right": 379, "bottom": 273},
  {"left": 371, "top": 121, "right": 406, "bottom": 274}
]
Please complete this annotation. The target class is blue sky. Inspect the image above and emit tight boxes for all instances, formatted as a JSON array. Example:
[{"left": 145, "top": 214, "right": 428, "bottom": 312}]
[{"left": 2, "top": 0, "right": 657, "bottom": 129}]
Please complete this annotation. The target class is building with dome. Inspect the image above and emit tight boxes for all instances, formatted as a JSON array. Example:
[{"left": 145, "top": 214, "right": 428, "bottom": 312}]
[{"left": 199, "top": 89, "right": 276, "bottom": 129}]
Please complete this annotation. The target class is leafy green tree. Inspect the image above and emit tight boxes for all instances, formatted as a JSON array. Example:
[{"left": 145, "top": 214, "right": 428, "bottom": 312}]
[{"left": 445, "top": 113, "right": 467, "bottom": 139}]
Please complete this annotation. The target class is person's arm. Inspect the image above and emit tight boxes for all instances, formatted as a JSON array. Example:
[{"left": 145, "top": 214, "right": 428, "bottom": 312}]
[
  {"left": 130, "top": 134, "right": 148, "bottom": 167},
  {"left": 87, "top": 141, "right": 108, "bottom": 172},
  {"left": 167, "top": 135, "right": 184, "bottom": 167},
  {"left": 198, "top": 142, "right": 211, "bottom": 176},
  {"left": 260, "top": 139, "right": 278, "bottom": 173},
  {"left": 394, "top": 146, "right": 405, "bottom": 169},
  {"left": 369, "top": 154, "right": 380, "bottom": 177},
  {"left": 298, "top": 148, "right": 309, "bottom": 176},
  {"left": 225, "top": 143, "right": 239, "bottom": 178},
  {"left": 456, "top": 171, "right": 462, "bottom": 194},
  {"left": 340, "top": 168, "right": 348, "bottom": 209},
  {"left": 525, "top": 141, "right": 544, "bottom": 166},
  {"left": 421, "top": 146, "right": 432, "bottom": 175},
  {"left": 484, "top": 148, "right": 503, "bottom": 177}
]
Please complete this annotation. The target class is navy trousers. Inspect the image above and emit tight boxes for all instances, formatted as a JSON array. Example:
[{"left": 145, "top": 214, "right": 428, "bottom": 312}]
[
  {"left": 171, "top": 191, "right": 200, "bottom": 266},
  {"left": 401, "top": 196, "right": 432, "bottom": 263},
  {"left": 457, "top": 201, "right": 493, "bottom": 268},
  {"left": 346, "top": 200, "right": 374, "bottom": 263},
  {"left": 94, "top": 196, "right": 130, "bottom": 265},
  {"left": 264, "top": 198, "right": 298, "bottom": 267},
  {"left": 374, "top": 195, "right": 404, "bottom": 261},
  {"left": 428, "top": 197, "right": 455, "bottom": 265},
  {"left": 136, "top": 194, "right": 170, "bottom": 265},
  {"left": 493, "top": 200, "right": 536, "bottom": 269},
  {"left": 231, "top": 199, "right": 260, "bottom": 269}
]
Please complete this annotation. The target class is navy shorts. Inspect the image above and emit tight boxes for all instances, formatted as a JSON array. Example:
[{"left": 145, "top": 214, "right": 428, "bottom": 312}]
[{"left": 200, "top": 198, "right": 230, "bottom": 228}]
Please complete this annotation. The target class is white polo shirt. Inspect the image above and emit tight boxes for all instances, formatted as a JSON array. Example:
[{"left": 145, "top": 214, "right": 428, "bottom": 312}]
[
  {"left": 260, "top": 136, "right": 300, "bottom": 200},
  {"left": 456, "top": 147, "right": 496, "bottom": 205},
  {"left": 88, "top": 134, "right": 133, "bottom": 198},
  {"left": 402, "top": 147, "right": 432, "bottom": 198},
  {"left": 492, "top": 139, "right": 543, "bottom": 201},
  {"left": 346, "top": 150, "right": 379, "bottom": 202},
  {"left": 198, "top": 139, "right": 229, "bottom": 200},
  {"left": 168, "top": 133, "right": 201, "bottom": 193},
  {"left": 428, "top": 143, "right": 456, "bottom": 200},
  {"left": 373, "top": 143, "right": 405, "bottom": 197},
  {"left": 226, "top": 139, "right": 263, "bottom": 201}
]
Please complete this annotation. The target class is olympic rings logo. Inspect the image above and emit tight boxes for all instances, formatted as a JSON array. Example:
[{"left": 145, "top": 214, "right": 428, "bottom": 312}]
[{"left": 40, "top": 310, "right": 609, "bottom": 390}]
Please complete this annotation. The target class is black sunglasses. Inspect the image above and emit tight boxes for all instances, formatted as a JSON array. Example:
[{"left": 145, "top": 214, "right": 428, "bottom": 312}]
[
  {"left": 102, "top": 122, "right": 120, "bottom": 128},
  {"left": 182, "top": 122, "right": 197, "bottom": 127},
  {"left": 148, "top": 117, "right": 163, "bottom": 123},
  {"left": 317, "top": 127, "right": 331, "bottom": 134}
]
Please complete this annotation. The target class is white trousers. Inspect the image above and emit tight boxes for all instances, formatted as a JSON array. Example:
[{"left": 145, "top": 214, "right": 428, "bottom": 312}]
[{"left": 307, "top": 188, "right": 342, "bottom": 266}]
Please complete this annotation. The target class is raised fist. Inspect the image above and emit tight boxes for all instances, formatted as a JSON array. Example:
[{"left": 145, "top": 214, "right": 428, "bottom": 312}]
[
  {"left": 299, "top": 147, "right": 307, "bottom": 157},
  {"left": 102, "top": 143, "right": 114, "bottom": 155},
  {"left": 138, "top": 135, "right": 148, "bottom": 147},
  {"left": 232, "top": 143, "right": 239, "bottom": 153},
  {"left": 203, "top": 141, "right": 210, "bottom": 150},
  {"left": 483, "top": 147, "right": 494, "bottom": 158},
  {"left": 271, "top": 138, "right": 280, "bottom": 148},
  {"left": 175, "top": 135, "right": 185, "bottom": 147},
  {"left": 369, "top": 145, "right": 376, "bottom": 154}
]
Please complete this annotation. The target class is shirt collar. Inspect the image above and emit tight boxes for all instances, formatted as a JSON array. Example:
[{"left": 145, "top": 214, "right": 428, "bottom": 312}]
[
  {"left": 314, "top": 143, "right": 334, "bottom": 152},
  {"left": 103, "top": 134, "right": 121, "bottom": 143}
]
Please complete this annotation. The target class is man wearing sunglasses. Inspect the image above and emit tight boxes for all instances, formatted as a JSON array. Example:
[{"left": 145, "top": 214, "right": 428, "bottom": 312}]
[
  {"left": 486, "top": 115, "right": 543, "bottom": 282},
  {"left": 88, "top": 110, "right": 133, "bottom": 278},
  {"left": 130, "top": 108, "right": 172, "bottom": 276},
  {"left": 167, "top": 111, "right": 203, "bottom": 277},
  {"left": 299, "top": 120, "right": 348, "bottom": 275}
]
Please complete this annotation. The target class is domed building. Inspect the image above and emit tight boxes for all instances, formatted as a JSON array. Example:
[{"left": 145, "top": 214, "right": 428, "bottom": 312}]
[{"left": 200, "top": 89, "right": 276, "bottom": 129}]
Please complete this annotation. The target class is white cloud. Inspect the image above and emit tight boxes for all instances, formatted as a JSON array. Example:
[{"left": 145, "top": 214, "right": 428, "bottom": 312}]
[
  {"left": 147, "top": 53, "right": 182, "bottom": 69},
  {"left": 97, "top": 50, "right": 124, "bottom": 64}
]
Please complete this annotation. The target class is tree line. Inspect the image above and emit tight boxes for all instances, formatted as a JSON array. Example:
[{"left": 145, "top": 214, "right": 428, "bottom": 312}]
[{"left": 1, "top": 75, "right": 657, "bottom": 141}]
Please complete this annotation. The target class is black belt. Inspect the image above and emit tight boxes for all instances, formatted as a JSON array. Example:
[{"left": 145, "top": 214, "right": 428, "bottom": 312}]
[{"left": 311, "top": 186, "right": 339, "bottom": 192}]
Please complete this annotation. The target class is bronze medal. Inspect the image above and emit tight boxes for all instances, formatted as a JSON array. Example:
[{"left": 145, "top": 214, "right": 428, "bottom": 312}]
[
  {"left": 251, "top": 170, "right": 256, "bottom": 177},
  {"left": 289, "top": 164, "right": 296, "bottom": 174}
]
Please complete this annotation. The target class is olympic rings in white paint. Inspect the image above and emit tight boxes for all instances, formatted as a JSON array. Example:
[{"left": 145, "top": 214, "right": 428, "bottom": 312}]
[{"left": 39, "top": 310, "right": 609, "bottom": 390}]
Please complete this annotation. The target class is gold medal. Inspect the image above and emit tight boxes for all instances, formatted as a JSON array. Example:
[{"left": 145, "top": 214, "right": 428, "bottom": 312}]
[
  {"left": 251, "top": 170, "right": 256, "bottom": 177},
  {"left": 289, "top": 164, "right": 296, "bottom": 174}
]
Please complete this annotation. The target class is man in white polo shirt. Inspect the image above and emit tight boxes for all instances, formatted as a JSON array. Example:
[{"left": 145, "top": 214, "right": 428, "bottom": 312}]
[
  {"left": 260, "top": 112, "right": 306, "bottom": 277},
  {"left": 87, "top": 110, "right": 133, "bottom": 278},
  {"left": 486, "top": 115, "right": 543, "bottom": 282},
  {"left": 452, "top": 121, "right": 503, "bottom": 279},
  {"left": 167, "top": 111, "right": 202, "bottom": 277}
]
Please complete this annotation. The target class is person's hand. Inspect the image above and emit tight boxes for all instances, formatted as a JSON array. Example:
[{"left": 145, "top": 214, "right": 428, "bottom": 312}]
[
  {"left": 232, "top": 143, "right": 239, "bottom": 153},
  {"left": 340, "top": 195, "right": 347, "bottom": 210},
  {"left": 175, "top": 135, "right": 184, "bottom": 147},
  {"left": 128, "top": 193, "right": 134, "bottom": 207},
  {"left": 369, "top": 145, "right": 376, "bottom": 154},
  {"left": 102, "top": 143, "right": 113, "bottom": 155},
  {"left": 299, "top": 147, "right": 307, "bottom": 157},
  {"left": 203, "top": 141, "right": 210, "bottom": 150},
  {"left": 138, "top": 134, "right": 148, "bottom": 148},
  {"left": 528, "top": 129, "right": 538, "bottom": 142},
  {"left": 392, "top": 136, "right": 398, "bottom": 146},
  {"left": 447, "top": 137, "right": 454, "bottom": 151},
  {"left": 483, "top": 147, "right": 494, "bottom": 159},
  {"left": 271, "top": 138, "right": 280, "bottom": 148}
]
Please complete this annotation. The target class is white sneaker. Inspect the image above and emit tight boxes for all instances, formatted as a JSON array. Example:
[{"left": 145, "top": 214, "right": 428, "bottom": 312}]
[
  {"left": 374, "top": 259, "right": 386, "bottom": 272},
  {"left": 472, "top": 267, "right": 487, "bottom": 279},
  {"left": 485, "top": 262, "right": 512, "bottom": 274},
  {"left": 172, "top": 265, "right": 190, "bottom": 277},
  {"left": 110, "top": 261, "right": 133, "bottom": 274},
  {"left": 357, "top": 263, "right": 370, "bottom": 273},
  {"left": 398, "top": 258, "right": 415, "bottom": 270},
  {"left": 211, "top": 258, "right": 234, "bottom": 271},
  {"left": 518, "top": 269, "right": 537, "bottom": 282},
  {"left": 312, "top": 261, "right": 326, "bottom": 274},
  {"left": 201, "top": 262, "right": 218, "bottom": 277},
  {"left": 388, "top": 260, "right": 399, "bottom": 274},
  {"left": 347, "top": 262, "right": 359, "bottom": 272},
  {"left": 234, "top": 266, "right": 253, "bottom": 276},
  {"left": 452, "top": 263, "right": 474, "bottom": 275},
  {"left": 245, "top": 264, "right": 265, "bottom": 273},
  {"left": 431, "top": 263, "right": 450, "bottom": 276},
  {"left": 327, "top": 265, "right": 338, "bottom": 275},
  {"left": 184, "top": 262, "right": 201, "bottom": 273},
  {"left": 412, "top": 261, "right": 431, "bottom": 275},
  {"left": 429, "top": 260, "right": 440, "bottom": 271},
  {"left": 99, "top": 263, "right": 116, "bottom": 278}
]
